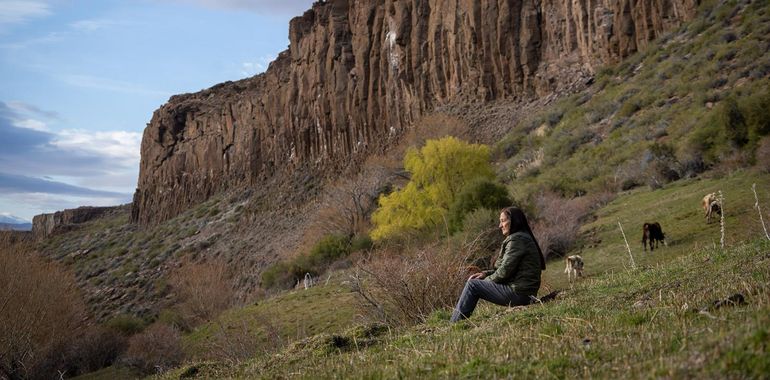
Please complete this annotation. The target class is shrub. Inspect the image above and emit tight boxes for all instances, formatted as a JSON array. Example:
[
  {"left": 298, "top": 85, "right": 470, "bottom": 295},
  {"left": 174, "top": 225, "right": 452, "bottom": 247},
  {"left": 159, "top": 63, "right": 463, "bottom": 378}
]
[
  {"left": 740, "top": 89, "right": 770, "bottom": 143},
  {"left": 121, "top": 323, "right": 183, "bottom": 375},
  {"left": 308, "top": 234, "right": 351, "bottom": 266},
  {"left": 531, "top": 192, "right": 595, "bottom": 259},
  {"left": 0, "top": 240, "right": 86, "bottom": 380},
  {"left": 353, "top": 243, "right": 470, "bottom": 325},
  {"left": 105, "top": 314, "right": 147, "bottom": 336},
  {"left": 169, "top": 257, "right": 237, "bottom": 329},
  {"left": 717, "top": 97, "right": 748, "bottom": 148},
  {"left": 69, "top": 327, "right": 127, "bottom": 374},
  {"left": 350, "top": 234, "right": 374, "bottom": 252},
  {"left": 452, "top": 208, "right": 502, "bottom": 267},
  {"left": 448, "top": 178, "right": 511, "bottom": 233},
  {"left": 645, "top": 142, "right": 682, "bottom": 189},
  {"left": 261, "top": 261, "right": 305, "bottom": 290},
  {"left": 756, "top": 136, "right": 770, "bottom": 172},
  {"left": 316, "top": 165, "right": 390, "bottom": 236}
]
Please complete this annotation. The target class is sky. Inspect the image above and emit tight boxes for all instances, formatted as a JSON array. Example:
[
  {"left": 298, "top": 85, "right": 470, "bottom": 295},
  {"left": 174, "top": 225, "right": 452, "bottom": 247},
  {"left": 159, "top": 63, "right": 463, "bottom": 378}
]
[{"left": 0, "top": 0, "right": 315, "bottom": 222}]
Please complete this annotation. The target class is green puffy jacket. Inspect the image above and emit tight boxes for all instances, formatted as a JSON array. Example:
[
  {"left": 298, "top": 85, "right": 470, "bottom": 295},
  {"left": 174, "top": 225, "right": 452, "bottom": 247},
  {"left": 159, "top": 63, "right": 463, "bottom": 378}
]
[{"left": 484, "top": 231, "right": 542, "bottom": 296}]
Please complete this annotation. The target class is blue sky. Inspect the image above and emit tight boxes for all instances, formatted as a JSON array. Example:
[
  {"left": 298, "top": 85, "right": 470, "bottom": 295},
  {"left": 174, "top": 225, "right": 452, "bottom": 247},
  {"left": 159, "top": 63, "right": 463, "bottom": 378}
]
[{"left": 0, "top": 0, "right": 314, "bottom": 221}]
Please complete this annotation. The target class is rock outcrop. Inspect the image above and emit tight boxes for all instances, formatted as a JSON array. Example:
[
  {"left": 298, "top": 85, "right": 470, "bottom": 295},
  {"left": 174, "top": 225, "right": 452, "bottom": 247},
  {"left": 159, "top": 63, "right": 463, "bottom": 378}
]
[
  {"left": 132, "top": 0, "right": 699, "bottom": 225},
  {"left": 33, "top": 205, "right": 127, "bottom": 238}
]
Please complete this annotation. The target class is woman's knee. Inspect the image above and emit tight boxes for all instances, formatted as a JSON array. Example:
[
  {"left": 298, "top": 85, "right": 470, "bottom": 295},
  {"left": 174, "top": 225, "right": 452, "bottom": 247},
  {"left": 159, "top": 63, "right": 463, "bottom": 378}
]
[{"left": 466, "top": 279, "right": 484, "bottom": 292}]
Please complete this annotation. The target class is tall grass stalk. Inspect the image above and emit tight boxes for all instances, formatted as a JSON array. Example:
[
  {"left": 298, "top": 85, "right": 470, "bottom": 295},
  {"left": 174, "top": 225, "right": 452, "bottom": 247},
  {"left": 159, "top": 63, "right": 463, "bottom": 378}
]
[
  {"left": 752, "top": 183, "right": 770, "bottom": 240},
  {"left": 719, "top": 190, "right": 725, "bottom": 249},
  {"left": 617, "top": 220, "right": 637, "bottom": 270}
]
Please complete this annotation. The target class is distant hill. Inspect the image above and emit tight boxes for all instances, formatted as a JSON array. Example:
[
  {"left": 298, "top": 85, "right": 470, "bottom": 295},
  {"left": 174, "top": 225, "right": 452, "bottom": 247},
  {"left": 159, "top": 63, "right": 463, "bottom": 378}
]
[
  {"left": 0, "top": 222, "right": 32, "bottom": 231},
  {"left": 0, "top": 214, "right": 32, "bottom": 231}
]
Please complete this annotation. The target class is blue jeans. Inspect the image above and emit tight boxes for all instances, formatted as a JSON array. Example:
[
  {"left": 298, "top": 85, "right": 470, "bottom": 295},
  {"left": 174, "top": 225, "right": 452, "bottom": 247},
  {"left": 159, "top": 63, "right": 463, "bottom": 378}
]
[{"left": 450, "top": 279, "right": 532, "bottom": 322}]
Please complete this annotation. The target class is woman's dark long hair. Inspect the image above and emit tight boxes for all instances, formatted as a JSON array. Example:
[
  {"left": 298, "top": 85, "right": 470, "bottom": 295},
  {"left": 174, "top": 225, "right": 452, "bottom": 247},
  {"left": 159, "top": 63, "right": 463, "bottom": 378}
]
[{"left": 502, "top": 207, "right": 546, "bottom": 270}]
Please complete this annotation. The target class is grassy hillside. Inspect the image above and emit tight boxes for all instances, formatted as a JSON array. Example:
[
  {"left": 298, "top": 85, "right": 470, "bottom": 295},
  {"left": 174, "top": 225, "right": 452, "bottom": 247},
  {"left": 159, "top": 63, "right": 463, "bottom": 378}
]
[
  {"left": 541, "top": 170, "right": 770, "bottom": 291},
  {"left": 150, "top": 0, "right": 770, "bottom": 376},
  {"left": 497, "top": 0, "right": 770, "bottom": 202},
  {"left": 159, "top": 170, "right": 770, "bottom": 379},
  {"left": 32, "top": 0, "right": 770, "bottom": 378}
]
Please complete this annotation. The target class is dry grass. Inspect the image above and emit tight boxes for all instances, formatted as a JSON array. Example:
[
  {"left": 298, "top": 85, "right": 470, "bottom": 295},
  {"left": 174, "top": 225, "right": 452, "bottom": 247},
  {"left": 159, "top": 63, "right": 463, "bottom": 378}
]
[
  {"left": 0, "top": 234, "right": 87, "bottom": 379},
  {"left": 168, "top": 257, "right": 238, "bottom": 330}
]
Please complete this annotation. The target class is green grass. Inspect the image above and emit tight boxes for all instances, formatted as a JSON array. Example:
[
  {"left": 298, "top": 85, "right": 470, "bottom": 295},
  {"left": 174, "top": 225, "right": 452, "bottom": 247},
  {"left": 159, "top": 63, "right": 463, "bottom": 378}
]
[
  {"left": 498, "top": 0, "right": 770, "bottom": 201},
  {"left": 153, "top": 169, "right": 770, "bottom": 379},
  {"left": 183, "top": 279, "right": 361, "bottom": 360}
]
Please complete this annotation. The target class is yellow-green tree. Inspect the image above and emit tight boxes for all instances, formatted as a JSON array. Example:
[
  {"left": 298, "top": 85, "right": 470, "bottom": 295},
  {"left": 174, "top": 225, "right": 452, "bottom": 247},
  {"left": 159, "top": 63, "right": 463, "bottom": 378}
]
[{"left": 371, "top": 136, "right": 494, "bottom": 240}]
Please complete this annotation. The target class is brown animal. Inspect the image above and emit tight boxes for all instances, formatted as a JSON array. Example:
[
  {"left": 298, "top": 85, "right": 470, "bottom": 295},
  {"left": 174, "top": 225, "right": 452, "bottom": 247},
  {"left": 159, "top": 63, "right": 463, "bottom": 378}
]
[
  {"left": 642, "top": 222, "right": 666, "bottom": 251},
  {"left": 564, "top": 255, "right": 584, "bottom": 281},
  {"left": 702, "top": 192, "right": 722, "bottom": 223}
]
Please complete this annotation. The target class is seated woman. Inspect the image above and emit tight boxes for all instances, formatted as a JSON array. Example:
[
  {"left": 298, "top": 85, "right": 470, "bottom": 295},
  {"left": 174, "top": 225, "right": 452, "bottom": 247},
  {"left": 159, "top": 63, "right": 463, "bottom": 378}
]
[{"left": 450, "top": 207, "right": 545, "bottom": 322}]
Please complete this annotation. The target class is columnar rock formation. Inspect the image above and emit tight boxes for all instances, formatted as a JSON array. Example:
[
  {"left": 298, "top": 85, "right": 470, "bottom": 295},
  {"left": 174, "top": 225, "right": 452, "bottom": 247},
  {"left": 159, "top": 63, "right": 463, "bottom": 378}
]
[{"left": 132, "top": 0, "right": 699, "bottom": 225}]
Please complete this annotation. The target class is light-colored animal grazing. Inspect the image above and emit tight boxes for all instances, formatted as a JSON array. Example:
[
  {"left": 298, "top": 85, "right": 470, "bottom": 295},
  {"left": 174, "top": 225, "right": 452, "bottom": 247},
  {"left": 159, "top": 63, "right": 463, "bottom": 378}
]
[
  {"left": 642, "top": 222, "right": 666, "bottom": 251},
  {"left": 564, "top": 255, "right": 584, "bottom": 281},
  {"left": 702, "top": 192, "right": 722, "bottom": 223},
  {"left": 303, "top": 272, "right": 314, "bottom": 290}
]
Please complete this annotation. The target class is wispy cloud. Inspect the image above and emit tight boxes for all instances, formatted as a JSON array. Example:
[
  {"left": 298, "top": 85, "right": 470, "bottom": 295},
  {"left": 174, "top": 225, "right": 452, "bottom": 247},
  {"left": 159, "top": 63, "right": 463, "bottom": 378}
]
[
  {"left": 0, "top": 172, "right": 129, "bottom": 198},
  {"left": 0, "top": 0, "right": 51, "bottom": 27},
  {"left": 6, "top": 100, "right": 60, "bottom": 120},
  {"left": 60, "top": 74, "right": 170, "bottom": 97},
  {"left": 163, "top": 0, "right": 315, "bottom": 15},
  {"left": 0, "top": 100, "right": 140, "bottom": 182},
  {"left": 0, "top": 99, "right": 138, "bottom": 218},
  {"left": 70, "top": 18, "right": 122, "bottom": 32}
]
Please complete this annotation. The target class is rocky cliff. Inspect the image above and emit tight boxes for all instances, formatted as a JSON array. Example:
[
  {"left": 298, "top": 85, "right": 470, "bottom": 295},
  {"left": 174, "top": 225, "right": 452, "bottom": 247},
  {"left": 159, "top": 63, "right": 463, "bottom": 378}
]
[
  {"left": 33, "top": 205, "right": 127, "bottom": 238},
  {"left": 132, "top": 0, "right": 699, "bottom": 225}
]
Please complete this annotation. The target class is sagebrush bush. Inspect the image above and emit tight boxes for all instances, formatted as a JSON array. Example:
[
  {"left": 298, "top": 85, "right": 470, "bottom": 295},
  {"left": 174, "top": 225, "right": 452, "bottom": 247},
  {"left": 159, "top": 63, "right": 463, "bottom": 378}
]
[
  {"left": 105, "top": 314, "right": 147, "bottom": 336},
  {"left": 354, "top": 243, "right": 470, "bottom": 325},
  {"left": 121, "top": 323, "right": 183, "bottom": 375},
  {"left": 169, "top": 257, "right": 237, "bottom": 329},
  {"left": 0, "top": 239, "right": 86, "bottom": 380},
  {"left": 452, "top": 208, "right": 502, "bottom": 267},
  {"left": 531, "top": 192, "right": 600, "bottom": 259},
  {"left": 308, "top": 234, "right": 351, "bottom": 265}
]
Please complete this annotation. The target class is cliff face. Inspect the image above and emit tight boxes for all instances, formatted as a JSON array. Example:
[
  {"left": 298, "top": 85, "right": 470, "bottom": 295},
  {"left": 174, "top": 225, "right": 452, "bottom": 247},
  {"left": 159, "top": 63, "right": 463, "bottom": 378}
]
[
  {"left": 132, "top": 0, "right": 699, "bottom": 225},
  {"left": 33, "top": 206, "right": 126, "bottom": 238}
]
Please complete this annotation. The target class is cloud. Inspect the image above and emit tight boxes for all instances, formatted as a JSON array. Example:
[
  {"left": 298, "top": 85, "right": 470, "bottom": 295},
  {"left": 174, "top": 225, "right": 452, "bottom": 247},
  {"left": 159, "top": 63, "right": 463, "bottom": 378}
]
[
  {"left": 0, "top": 0, "right": 51, "bottom": 27},
  {"left": 0, "top": 100, "right": 140, "bottom": 183},
  {"left": 6, "top": 100, "right": 60, "bottom": 120},
  {"left": 70, "top": 19, "right": 120, "bottom": 32},
  {"left": 164, "top": 0, "right": 315, "bottom": 15},
  {"left": 0, "top": 172, "right": 129, "bottom": 198}
]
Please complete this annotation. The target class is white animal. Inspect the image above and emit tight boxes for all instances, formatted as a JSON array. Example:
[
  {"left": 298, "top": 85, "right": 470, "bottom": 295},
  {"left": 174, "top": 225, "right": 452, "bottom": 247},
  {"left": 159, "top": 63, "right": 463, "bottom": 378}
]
[
  {"left": 564, "top": 255, "right": 584, "bottom": 282},
  {"left": 303, "top": 272, "right": 314, "bottom": 290}
]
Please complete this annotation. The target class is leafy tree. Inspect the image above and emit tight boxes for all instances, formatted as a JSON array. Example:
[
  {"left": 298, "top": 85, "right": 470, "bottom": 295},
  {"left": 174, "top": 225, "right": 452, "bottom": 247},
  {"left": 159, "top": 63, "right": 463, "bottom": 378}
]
[
  {"left": 371, "top": 137, "right": 494, "bottom": 240},
  {"left": 448, "top": 178, "right": 511, "bottom": 232}
]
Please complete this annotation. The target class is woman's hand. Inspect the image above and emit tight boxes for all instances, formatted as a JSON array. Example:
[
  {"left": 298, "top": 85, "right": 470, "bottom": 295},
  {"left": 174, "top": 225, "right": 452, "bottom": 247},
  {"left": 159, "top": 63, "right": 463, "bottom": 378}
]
[{"left": 468, "top": 272, "right": 486, "bottom": 280}]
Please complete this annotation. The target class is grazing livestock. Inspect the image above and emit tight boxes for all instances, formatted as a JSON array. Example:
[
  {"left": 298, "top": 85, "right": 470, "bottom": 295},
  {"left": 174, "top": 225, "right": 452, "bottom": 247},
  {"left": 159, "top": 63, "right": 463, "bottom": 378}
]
[
  {"left": 642, "top": 222, "right": 666, "bottom": 251},
  {"left": 702, "top": 192, "right": 722, "bottom": 223},
  {"left": 303, "top": 273, "right": 314, "bottom": 290},
  {"left": 564, "top": 255, "right": 584, "bottom": 282}
]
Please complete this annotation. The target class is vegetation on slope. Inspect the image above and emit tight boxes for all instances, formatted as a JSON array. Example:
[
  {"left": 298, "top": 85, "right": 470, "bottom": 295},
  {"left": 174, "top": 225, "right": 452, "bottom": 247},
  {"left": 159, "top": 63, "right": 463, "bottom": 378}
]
[
  {"left": 162, "top": 200, "right": 770, "bottom": 378},
  {"left": 496, "top": 0, "right": 770, "bottom": 202}
]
